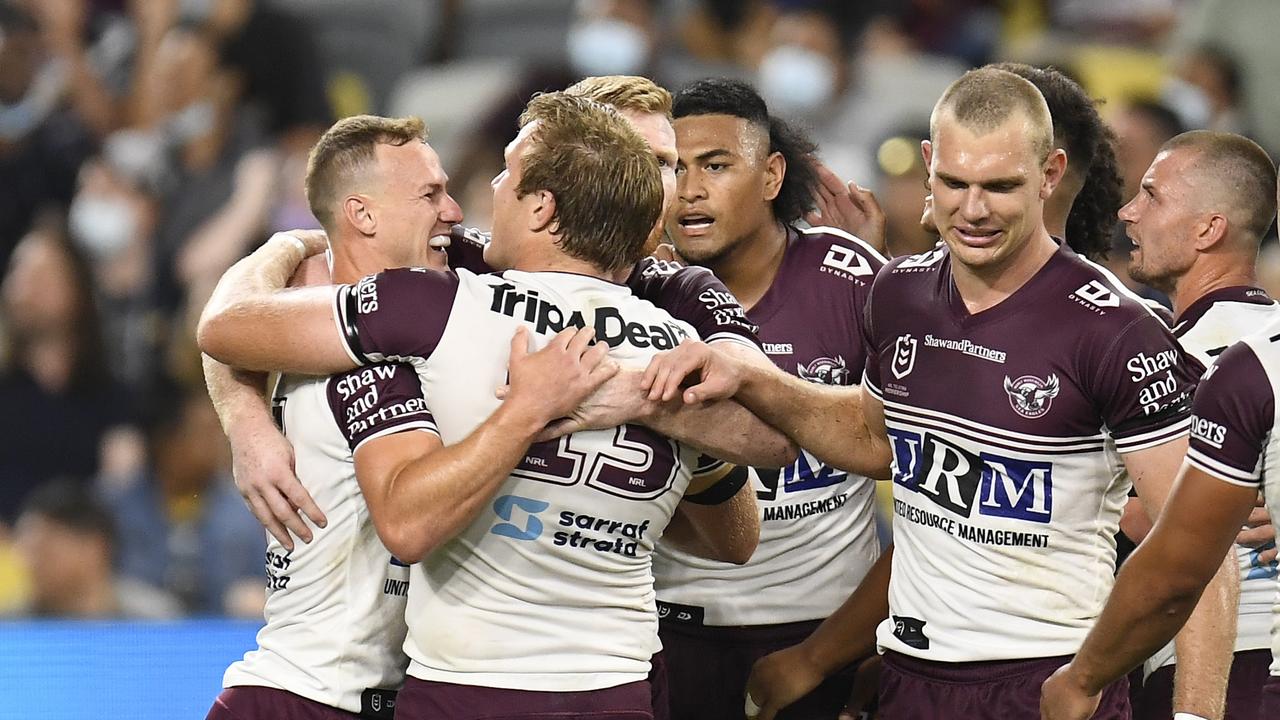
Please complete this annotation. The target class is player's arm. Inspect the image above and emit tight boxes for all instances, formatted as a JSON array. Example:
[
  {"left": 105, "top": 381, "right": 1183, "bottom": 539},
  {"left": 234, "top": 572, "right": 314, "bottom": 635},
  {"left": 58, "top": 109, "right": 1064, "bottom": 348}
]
[
  {"left": 661, "top": 463, "right": 759, "bottom": 564},
  {"left": 202, "top": 355, "right": 326, "bottom": 549},
  {"left": 353, "top": 327, "right": 615, "bottom": 563},
  {"left": 1126, "top": 440, "right": 1238, "bottom": 719},
  {"left": 643, "top": 342, "right": 892, "bottom": 479},
  {"left": 1042, "top": 463, "right": 1254, "bottom": 720},
  {"left": 747, "top": 546, "right": 894, "bottom": 720},
  {"left": 197, "top": 232, "right": 355, "bottom": 374}
]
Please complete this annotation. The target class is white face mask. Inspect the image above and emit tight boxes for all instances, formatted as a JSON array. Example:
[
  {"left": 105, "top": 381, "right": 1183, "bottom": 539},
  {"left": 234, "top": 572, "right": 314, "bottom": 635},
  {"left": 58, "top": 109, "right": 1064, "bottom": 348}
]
[
  {"left": 69, "top": 195, "right": 138, "bottom": 259},
  {"left": 758, "top": 45, "right": 837, "bottom": 115},
  {"left": 566, "top": 18, "right": 649, "bottom": 77},
  {"left": 1161, "top": 76, "right": 1212, "bottom": 129}
]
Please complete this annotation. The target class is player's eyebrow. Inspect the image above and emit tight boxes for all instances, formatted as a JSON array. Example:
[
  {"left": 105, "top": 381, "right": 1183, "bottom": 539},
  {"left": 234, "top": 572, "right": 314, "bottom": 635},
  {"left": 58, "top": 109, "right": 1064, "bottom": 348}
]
[{"left": 694, "top": 149, "right": 735, "bottom": 163}]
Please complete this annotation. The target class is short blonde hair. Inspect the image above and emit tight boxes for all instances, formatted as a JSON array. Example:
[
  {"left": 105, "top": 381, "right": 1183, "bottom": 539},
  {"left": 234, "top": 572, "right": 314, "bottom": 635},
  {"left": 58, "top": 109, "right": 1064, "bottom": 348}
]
[
  {"left": 516, "top": 92, "right": 662, "bottom": 273},
  {"left": 304, "top": 115, "right": 427, "bottom": 228},
  {"left": 565, "top": 75, "right": 672, "bottom": 118},
  {"left": 931, "top": 67, "right": 1054, "bottom": 162}
]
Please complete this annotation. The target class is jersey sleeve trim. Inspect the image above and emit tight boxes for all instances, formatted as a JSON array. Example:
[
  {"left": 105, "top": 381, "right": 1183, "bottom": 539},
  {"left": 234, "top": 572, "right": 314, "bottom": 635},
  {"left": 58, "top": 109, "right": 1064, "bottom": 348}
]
[
  {"left": 705, "top": 332, "right": 763, "bottom": 351},
  {"left": 1186, "top": 447, "right": 1262, "bottom": 486},
  {"left": 333, "top": 285, "right": 369, "bottom": 366},
  {"left": 863, "top": 369, "right": 883, "bottom": 401},
  {"left": 352, "top": 421, "right": 441, "bottom": 454},
  {"left": 1114, "top": 417, "right": 1190, "bottom": 454}
]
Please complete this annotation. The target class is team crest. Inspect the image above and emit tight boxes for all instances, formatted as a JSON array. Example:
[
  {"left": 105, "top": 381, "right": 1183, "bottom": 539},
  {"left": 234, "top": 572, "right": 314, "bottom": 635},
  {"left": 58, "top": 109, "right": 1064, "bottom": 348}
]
[
  {"left": 891, "top": 334, "right": 917, "bottom": 379},
  {"left": 1003, "top": 373, "right": 1060, "bottom": 419},
  {"left": 798, "top": 355, "right": 850, "bottom": 385}
]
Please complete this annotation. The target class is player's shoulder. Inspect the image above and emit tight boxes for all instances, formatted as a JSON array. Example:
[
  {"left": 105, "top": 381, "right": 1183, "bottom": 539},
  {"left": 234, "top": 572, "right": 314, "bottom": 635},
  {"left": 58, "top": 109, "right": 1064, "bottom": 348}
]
[
  {"left": 790, "top": 225, "right": 887, "bottom": 285},
  {"left": 1052, "top": 248, "right": 1170, "bottom": 330}
]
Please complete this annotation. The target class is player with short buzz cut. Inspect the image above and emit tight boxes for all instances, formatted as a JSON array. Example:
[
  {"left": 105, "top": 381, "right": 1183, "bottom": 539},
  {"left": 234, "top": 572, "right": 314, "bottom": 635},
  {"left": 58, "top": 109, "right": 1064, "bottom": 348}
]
[
  {"left": 1103, "top": 129, "right": 1279, "bottom": 720},
  {"left": 643, "top": 66, "right": 1239, "bottom": 719},
  {"left": 644, "top": 76, "right": 888, "bottom": 720},
  {"left": 198, "top": 92, "right": 780, "bottom": 719}
]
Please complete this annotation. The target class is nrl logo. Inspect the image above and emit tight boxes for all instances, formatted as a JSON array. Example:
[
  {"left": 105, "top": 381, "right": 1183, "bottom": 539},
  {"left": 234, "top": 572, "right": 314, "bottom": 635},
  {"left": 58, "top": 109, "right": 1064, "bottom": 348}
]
[
  {"left": 1003, "top": 373, "right": 1061, "bottom": 419},
  {"left": 798, "top": 355, "right": 850, "bottom": 385},
  {"left": 891, "top": 335, "right": 917, "bottom": 379}
]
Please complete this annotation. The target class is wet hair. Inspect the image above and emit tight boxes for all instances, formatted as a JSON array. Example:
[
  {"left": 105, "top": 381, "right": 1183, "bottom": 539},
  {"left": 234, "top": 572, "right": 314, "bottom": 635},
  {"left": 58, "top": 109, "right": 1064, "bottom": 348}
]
[
  {"left": 672, "top": 77, "right": 819, "bottom": 224},
  {"left": 932, "top": 67, "right": 1054, "bottom": 162},
  {"left": 994, "top": 63, "right": 1123, "bottom": 261},
  {"left": 1164, "top": 130, "right": 1278, "bottom": 243},
  {"left": 516, "top": 92, "right": 662, "bottom": 273}
]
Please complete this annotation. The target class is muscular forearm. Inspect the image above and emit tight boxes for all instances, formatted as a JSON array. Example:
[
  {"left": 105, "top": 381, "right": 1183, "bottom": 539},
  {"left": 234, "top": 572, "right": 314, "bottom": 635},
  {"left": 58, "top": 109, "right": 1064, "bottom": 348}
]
[
  {"left": 1171, "top": 552, "right": 1237, "bottom": 718},
  {"left": 378, "top": 402, "right": 545, "bottom": 562},
  {"left": 796, "top": 546, "right": 893, "bottom": 675},
  {"left": 669, "top": 478, "right": 759, "bottom": 564},
  {"left": 202, "top": 353, "right": 274, "bottom": 438},
  {"left": 737, "top": 365, "right": 891, "bottom": 479},
  {"left": 644, "top": 399, "right": 797, "bottom": 468}
]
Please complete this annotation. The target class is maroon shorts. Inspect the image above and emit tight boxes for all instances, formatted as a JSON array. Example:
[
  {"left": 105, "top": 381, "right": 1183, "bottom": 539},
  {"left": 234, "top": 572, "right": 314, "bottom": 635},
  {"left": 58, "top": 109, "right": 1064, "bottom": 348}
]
[
  {"left": 393, "top": 675, "right": 654, "bottom": 720},
  {"left": 879, "top": 651, "right": 1130, "bottom": 719},
  {"left": 205, "top": 686, "right": 361, "bottom": 720},
  {"left": 657, "top": 616, "right": 863, "bottom": 720},
  {"left": 1132, "top": 649, "right": 1272, "bottom": 720},
  {"left": 1261, "top": 674, "right": 1280, "bottom": 717}
]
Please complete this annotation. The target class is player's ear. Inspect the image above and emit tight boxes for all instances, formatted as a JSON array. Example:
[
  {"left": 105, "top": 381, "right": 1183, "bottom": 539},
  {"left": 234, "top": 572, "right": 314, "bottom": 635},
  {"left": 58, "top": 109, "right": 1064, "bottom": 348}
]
[
  {"left": 920, "top": 140, "right": 933, "bottom": 168},
  {"left": 528, "top": 189, "right": 556, "bottom": 233},
  {"left": 762, "top": 151, "right": 785, "bottom": 202},
  {"left": 1195, "top": 211, "right": 1229, "bottom": 251},
  {"left": 1040, "top": 148, "right": 1067, "bottom": 200},
  {"left": 344, "top": 194, "right": 376, "bottom": 235}
]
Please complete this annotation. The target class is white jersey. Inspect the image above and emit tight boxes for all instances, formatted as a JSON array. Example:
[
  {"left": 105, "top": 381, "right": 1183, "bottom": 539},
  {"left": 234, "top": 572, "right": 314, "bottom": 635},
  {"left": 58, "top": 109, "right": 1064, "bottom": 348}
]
[
  {"left": 864, "top": 244, "right": 1196, "bottom": 661},
  {"left": 1184, "top": 316, "right": 1280, "bottom": 674},
  {"left": 1146, "top": 286, "right": 1279, "bottom": 671},
  {"left": 335, "top": 267, "right": 712, "bottom": 691},
  {"left": 223, "top": 364, "right": 437, "bottom": 713},
  {"left": 653, "top": 226, "right": 884, "bottom": 626}
]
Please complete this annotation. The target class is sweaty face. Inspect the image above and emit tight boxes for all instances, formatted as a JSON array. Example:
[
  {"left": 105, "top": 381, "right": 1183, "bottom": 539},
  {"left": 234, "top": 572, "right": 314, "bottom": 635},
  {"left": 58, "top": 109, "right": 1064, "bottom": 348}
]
[
  {"left": 926, "top": 111, "right": 1057, "bottom": 274},
  {"left": 1118, "top": 149, "right": 1201, "bottom": 292},
  {"left": 620, "top": 109, "right": 677, "bottom": 254},
  {"left": 371, "top": 141, "right": 462, "bottom": 271},
  {"left": 668, "top": 114, "right": 780, "bottom": 267}
]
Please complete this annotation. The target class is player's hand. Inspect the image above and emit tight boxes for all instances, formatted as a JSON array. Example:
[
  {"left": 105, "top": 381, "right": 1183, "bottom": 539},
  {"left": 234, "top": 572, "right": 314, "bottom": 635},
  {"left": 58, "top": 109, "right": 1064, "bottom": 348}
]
[
  {"left": 642, "top": 340, "right": 743, "bottom": 404},
  {"left": 1040, "top": 663, "right": 1101, "bottom": 720},
  {"left": 1236, "top": 493, "right": 1277, "bottom": 564},
  {"left": 280, "top": 229, "right": 330, "bottom": 256},
  {"left": 229, "top": 424, "right": 326, "bottom": 551},
  {"left": 288, "top": 253, "right": 333, "bottom": 288},
  {"left": 839, "top": 655, "right": 883, "bottom": 720},
  {"left": 919, "top": 194, "right": 941, "bottom": 237},
  {"left": 506, "top": 326, "right": 618, "bottom": 426},
  {"left": 525, "top": 368, "right": 655, "bottom": 441},
  {"left": 745, "top": 644, "right": 827, "bottom": 720},
  {"left": 804, "top": 161, "right": 887, "bottom": 255},
  {"left": 651, "top": 243, "right": 684, "bottom": 263}
]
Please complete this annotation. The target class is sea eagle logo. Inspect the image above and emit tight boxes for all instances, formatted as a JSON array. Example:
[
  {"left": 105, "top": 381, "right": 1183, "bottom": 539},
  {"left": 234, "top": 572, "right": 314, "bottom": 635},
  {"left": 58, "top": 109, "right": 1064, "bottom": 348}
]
[
  {"left": 798, "top": 356, "right": 850, "bottom": 385},
  {"left": 1003, "top": 374, "right": 1060, "bottom": 419}
]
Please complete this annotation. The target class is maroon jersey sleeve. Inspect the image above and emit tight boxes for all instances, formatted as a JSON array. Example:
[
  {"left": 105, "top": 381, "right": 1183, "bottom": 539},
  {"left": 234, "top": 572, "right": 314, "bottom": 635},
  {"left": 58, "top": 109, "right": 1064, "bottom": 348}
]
[
  {"left": 1186, "top": 343, "right": 1273, "bottom": 486},
  {"left": 860, "top": 261, "right": 893, "bottom": 398},
  {"left": 326, "top": 363, "right": 438, "bottom": 451},
  {"left": 334, "top": 268, "right": 459, "bottom": 364},
  {"left": 625, "top": 257, "right": 760, "bottom": 349},
  {"left": 1088, "top": 314, "right": 1196, "bottom": 453},
  {"left": 445, "top": 225, "right": 495, "bottom": 274}
]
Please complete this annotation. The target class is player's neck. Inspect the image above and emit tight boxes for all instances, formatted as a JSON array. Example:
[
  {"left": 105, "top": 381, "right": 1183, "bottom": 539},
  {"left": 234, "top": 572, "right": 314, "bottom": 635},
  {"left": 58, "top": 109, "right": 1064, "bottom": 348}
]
[
  {"left": 951, "top": 228, "right": 1058, "bottom": 314},
  {"left": 513, "top": 247, "right": 614, "bottom": 280},
  {"left": 705, "top": 219, "right": 788, "bottom": 310},
  {"left": 1170, "top": 260, "right": 1259, "bottom": 321},
  {"left": 328, "top": 238, "right": 404, "bottom": 285}
]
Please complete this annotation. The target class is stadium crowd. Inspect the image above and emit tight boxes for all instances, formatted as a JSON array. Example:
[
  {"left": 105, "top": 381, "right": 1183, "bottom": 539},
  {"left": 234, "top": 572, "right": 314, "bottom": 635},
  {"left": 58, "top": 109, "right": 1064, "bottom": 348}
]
[{"left": 4, "top": 0, "right": 1280, "bottom": 719}]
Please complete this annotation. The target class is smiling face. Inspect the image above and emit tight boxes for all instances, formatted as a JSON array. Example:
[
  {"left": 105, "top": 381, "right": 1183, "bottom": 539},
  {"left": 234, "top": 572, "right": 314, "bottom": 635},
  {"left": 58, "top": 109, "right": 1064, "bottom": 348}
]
[
  {"left": 667, "top": 113, "right": 782, "bottom": 267},
  {"left": 924, "top": 109, "right": 1063, "bottom": 275},
  {"left": 368, "top": 140, "right": 462, "bottom": 271},
  {"left": 1118, "top": 148, "right": 1202, "bottom": 292}
]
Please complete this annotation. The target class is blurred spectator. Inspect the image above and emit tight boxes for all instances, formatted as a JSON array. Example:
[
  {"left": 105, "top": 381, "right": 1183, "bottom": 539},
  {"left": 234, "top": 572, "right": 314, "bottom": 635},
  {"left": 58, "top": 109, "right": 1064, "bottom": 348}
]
[
  {"left": 1170, "top": 44, "right": 1247, "bottom": 135},
  {"left": 1111, "top": 99, "right": 1185, "bottom": 202},
  {"left": 0, "top": 1, "right": 96, "bottom": 274},
  {"left": 0, "top": 218, "right": 141, "bottom": 525},
  {"left": 1173, "top": 0, "right": 1280, "bottom": 154},
  {"left": 13, "top": 479, "right": 180, "bottom": 618},
  {"left": 1050, "top": 0, "right": 1182, "bottom": 44},
  {"left": 756, "top": 9, "right": 847, "bottom": 120},
  {"left": 871, "top": 126, "right": 936, "bottom": 256},
  {"left": 103, "top": 385, "right": 264, "bottom": 618},
  {"left": 567, "top": 0, "right": 658, "bottom": 79}
]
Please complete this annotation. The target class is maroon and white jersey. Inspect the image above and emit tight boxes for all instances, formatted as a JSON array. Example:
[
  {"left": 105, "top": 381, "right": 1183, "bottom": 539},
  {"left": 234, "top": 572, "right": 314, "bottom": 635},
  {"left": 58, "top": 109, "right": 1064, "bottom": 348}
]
[
  {"left": 332, "top": 266, "right": 715, "bottom": 691},
  {"left": 223, "top": 365, "right": 435, "bottom": 711},
  {"left": 653, "top": 226, "right": 886, "bottom": 626},
  {"left": 1146, "top": 286, "right": 1280, "bottom": 672},
  {"left": 1185, "top": 318, "right": 1280, "bottom": 674},
  {"left": 864, "top": 242, "right": 1196, "bottom": 661},
  {"left": 448, "top": 226, "right": 760, "bottom": 352}
]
